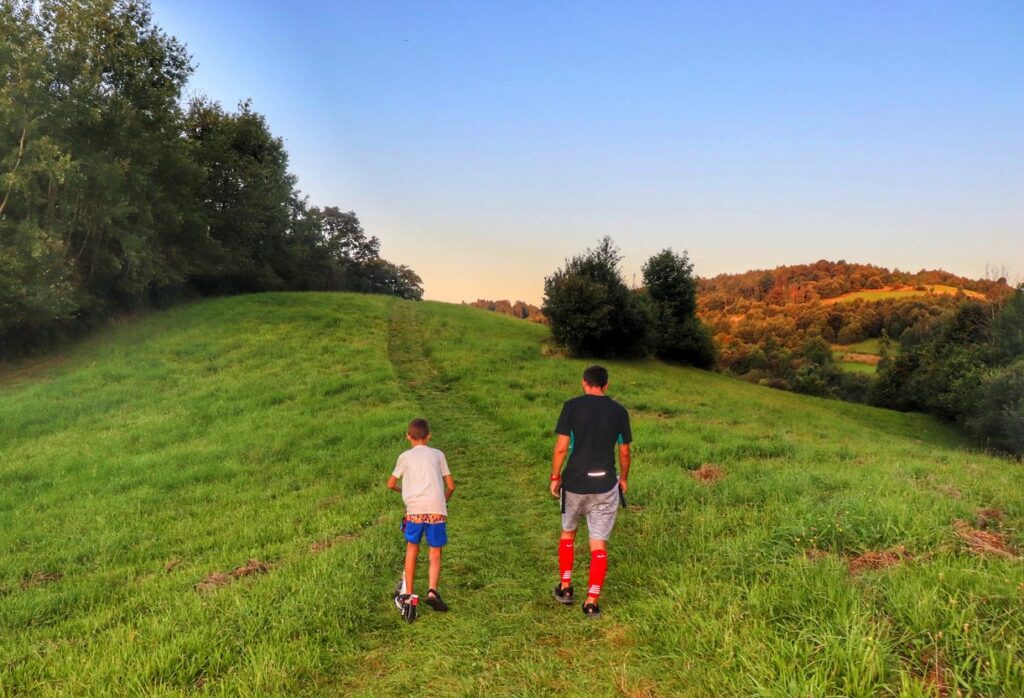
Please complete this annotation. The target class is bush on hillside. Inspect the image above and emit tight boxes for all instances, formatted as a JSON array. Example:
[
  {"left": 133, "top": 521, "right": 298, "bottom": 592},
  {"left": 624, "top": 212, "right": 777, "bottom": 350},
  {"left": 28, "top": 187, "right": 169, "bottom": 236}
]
[
  {"left": 790, "top": 363, "right": 834, "bottom": 397},
  {"left": 970, "top": 359, "right": 1024, "bottom": 456},
  {"left": 871, "top": 290, "right": 1024, "bottom": 455},
  {"left": 836, "top": 371, "right": 874, "bottom": 403},
  {"left": 642, "top": 249, "right": 717, "bottom": 367},
  {"left": 542, "top": 237, "right": 652, "bottom": 358},
  {"left": 992, "top": 286, "right": 1024, "bottom": 363}
]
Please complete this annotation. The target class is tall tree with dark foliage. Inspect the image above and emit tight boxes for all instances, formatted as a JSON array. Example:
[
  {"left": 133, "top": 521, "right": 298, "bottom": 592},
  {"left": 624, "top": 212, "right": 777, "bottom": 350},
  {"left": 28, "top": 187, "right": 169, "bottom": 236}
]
[
  {"left": 642, "top": 248, "right": 716, "bottom": 367},
  {"left": 543, "top": 237, "right": 651, "bottom": 358}
]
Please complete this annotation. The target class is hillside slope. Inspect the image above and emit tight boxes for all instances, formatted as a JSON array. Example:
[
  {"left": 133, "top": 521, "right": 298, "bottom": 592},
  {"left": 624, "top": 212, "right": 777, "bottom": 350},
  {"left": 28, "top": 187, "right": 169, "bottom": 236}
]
[{"left": 1, "top": 294, "right": 1021, "bottom": 696}]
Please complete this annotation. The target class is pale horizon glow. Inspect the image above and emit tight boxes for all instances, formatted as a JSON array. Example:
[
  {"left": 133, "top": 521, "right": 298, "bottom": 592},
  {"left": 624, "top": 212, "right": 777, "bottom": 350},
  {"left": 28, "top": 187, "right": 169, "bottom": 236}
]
[{"left": 152, "top": 1, "right": 1024, "bottom": 306}]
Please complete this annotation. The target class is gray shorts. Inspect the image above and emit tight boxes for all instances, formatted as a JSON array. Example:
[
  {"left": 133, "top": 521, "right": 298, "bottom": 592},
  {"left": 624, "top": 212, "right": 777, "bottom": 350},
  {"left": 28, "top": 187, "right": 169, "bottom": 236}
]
[{"left": 561, "top": 486, "right": 619, "bottom": 541}]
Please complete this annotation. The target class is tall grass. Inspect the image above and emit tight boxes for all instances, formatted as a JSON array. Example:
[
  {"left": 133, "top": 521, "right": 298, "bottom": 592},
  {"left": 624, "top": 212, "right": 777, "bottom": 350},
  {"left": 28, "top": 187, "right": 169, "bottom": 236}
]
[{"left": 1, "top": 293, "right": 1021, "bottom": 696}]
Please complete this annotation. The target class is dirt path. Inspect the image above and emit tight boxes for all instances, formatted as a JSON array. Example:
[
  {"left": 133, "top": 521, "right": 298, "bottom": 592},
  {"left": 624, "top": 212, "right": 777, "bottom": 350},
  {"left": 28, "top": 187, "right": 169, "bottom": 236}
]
[{"left": 332, "top": 300, "right": 631, "bottom": 696}]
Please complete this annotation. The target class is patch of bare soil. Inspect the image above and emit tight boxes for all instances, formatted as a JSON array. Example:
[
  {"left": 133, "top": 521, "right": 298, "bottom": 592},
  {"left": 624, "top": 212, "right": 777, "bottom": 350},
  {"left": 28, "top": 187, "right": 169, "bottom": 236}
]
[
  {"left": 974, "top": 507, "right": 1004, "bottom": 530},
  {"left": 690, "top": 464, "right": 724, "bottom": 484},
  {"left": 921, "top": 649, "right": 951, "bottom": 698},
  {"left": 310, "top": 533, "right": 359, "bottom": 552},
  {"left": 848, "top": 546, "right": 908, "bottom": 575},
  {"left": 840, "top": 352, "right": 881, "bottom": 365},
  {"left": 164, "top": 558, "right": 182, "bottom": 573},
  {"left": 20, "top": 571, "right": 62, "bottom": 589},
  {"left": 953, "top": 519, "right": 1017, "bottom": 558},
  {"left": 195, "top": 559, "right": 269, "bottom": 593}
]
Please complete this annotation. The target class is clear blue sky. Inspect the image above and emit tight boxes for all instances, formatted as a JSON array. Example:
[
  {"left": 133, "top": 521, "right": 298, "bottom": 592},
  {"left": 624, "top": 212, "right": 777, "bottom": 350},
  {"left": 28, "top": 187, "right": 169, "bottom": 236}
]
[{"left": 152, "top": 1, "right": 1023, "bottom": 303}]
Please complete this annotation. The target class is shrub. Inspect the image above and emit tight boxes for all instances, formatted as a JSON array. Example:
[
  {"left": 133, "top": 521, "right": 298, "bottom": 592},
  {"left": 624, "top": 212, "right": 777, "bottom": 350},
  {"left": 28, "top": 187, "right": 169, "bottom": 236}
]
[
  {"left": 642, "top": 248, "right": 717, "bottom": 367},
  {"left": 542, "top": 237, "right": 652, "bottom": 357},
  {"left": 970, "top": 359, "right": 1024, "bottom": 456}
]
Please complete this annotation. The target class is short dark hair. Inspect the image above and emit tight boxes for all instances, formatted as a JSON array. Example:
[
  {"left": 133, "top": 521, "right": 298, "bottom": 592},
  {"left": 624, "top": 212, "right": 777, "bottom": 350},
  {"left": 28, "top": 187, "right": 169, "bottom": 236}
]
[
  {"left": 407, "top": 418, "right": 430, "bottom": 440},
  {"left": 582, "top": 365, "right": 608, "bottom": 388}
]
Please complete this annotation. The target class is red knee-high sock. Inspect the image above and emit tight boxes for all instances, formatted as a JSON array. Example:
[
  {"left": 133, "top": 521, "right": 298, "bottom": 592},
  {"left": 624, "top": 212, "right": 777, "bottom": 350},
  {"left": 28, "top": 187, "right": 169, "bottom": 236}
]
[
  {"left": 587, "top": 550, "right": 608, "bottom": 600},
  {"left": 558, "top": 539, "right": 574, "bottom": 586}
]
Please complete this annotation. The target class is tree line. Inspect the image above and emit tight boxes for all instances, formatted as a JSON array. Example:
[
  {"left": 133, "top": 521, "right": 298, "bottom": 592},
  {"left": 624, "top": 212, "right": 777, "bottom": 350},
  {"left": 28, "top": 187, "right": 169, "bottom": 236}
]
[
  {"left": 699, "top": 261, "right": 1013, "bottom": 396},
  {"left": 873, "top": 292, "right": 1024, "bottom": 456},
  {"left": 542, "top": 237, "right": 715, "bottom": 367},
  {"left": 545, "top": 247, "right": 1023, "bottom": 456},
  {"left": 1, "top": 0, "right": 421, "bottom": 357}
]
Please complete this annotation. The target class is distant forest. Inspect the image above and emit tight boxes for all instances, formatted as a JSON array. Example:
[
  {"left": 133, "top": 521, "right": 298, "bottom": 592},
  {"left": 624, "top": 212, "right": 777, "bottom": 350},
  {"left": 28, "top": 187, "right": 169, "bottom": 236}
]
[
  {"left": 699, "top": 260, "right": 1012, "bottom": 386},
  {"left": 699, "top": 260, "right": 1023, "bottom": 455},
  {"left": 479, "top": 258, "right": 1023, "bottom": 455},
  {"left": 465, "top": 299, "right": 546, "bottom": 323},
  {"left": 1, "top": 0, "right": 421, "bottom": 357}
]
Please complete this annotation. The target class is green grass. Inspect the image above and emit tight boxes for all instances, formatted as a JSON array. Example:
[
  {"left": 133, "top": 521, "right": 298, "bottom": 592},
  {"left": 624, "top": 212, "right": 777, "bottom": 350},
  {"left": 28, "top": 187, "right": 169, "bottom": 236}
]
[
  {"left": 827, "top": 285, "right": 985, "bottom": 305},
  {"left": 835, "top": 338, "right": 885, "bottom": 355},
  {"left": 1, "top": 293, "right": 1022, "bottom": 696},
  {"left": 832, "top": 338, "right": 899, "bottom": 374},
  {"left": 837, "top": 360, "right": 879, "bottom": 374}
]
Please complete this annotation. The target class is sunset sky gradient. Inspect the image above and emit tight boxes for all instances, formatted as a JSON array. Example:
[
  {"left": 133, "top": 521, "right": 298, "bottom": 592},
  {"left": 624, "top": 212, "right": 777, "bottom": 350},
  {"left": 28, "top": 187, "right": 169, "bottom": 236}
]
[{"left": 152, "top": 1, "right": 1024, "bottom": 304}]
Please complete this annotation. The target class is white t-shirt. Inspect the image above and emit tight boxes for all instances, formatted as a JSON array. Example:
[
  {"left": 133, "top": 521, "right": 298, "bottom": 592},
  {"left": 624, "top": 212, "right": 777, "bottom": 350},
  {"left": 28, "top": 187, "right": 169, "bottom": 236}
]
[{"left": 392, "top": 445, "right": 451, "bottom": 516}]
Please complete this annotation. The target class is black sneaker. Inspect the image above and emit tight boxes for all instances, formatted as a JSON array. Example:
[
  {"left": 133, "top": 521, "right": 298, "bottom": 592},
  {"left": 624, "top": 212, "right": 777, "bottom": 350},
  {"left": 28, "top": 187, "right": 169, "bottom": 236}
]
[
  {"left": 398, "top": 594, "right": 417, "bottom": 623},
  {"left": 552, "top": 584, "right": 574, "bottom": 605},
  {"left": 582, "top": 602, "right": 601, "bottom": 619},
  {"left": 425, "top": 588, "right": 448, "bottom": 612}
]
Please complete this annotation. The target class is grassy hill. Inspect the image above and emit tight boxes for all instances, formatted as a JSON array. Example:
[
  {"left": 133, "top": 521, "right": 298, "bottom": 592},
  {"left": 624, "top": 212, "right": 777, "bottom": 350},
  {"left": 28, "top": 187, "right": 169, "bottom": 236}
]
[{"left": 1, "top": 294, "right": 1022, "bottom": 696}]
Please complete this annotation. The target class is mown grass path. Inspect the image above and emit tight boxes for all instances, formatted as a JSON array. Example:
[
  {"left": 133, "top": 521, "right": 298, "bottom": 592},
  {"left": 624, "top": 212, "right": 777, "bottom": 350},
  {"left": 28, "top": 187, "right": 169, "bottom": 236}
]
[{"left": 335, "top": 301, "right": 637, "bottom": 696}]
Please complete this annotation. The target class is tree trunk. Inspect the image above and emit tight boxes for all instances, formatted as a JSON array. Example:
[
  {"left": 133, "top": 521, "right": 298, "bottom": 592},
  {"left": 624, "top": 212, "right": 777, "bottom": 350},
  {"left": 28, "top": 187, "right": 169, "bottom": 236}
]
[{"left": 0, "top": 126, "right": 29, "bottom": 218}]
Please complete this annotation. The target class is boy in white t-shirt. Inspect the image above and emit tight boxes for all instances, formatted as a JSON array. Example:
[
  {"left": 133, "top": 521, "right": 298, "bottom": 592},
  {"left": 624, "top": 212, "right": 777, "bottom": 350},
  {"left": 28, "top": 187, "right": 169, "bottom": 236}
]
[{"left": 387, "top": 418, "right": 455, "bottom": 621}]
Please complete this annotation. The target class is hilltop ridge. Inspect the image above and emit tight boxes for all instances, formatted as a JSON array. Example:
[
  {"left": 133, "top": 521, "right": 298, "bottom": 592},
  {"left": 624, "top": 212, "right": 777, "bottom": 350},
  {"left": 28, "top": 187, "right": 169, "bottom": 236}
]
[{"left": 698, "top": 260, "right": 1010, "bottom": 309}]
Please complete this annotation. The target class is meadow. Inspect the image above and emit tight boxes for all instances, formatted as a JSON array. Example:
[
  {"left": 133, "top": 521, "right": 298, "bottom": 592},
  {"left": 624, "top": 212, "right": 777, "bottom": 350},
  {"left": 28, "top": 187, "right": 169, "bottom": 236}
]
[
  {"left": 1, "top": 293, "right": 1021, "bottom": 697},
  {"left": 831, "top": 338, "right": 895, "bottom": 375},
  {"left": 823, "top": 285, "right": 986, "bottom": 305}
]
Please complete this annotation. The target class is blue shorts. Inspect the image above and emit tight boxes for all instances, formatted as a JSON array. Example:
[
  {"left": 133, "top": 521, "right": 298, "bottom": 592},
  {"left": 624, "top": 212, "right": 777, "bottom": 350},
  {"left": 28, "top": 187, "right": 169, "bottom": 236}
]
[{"left": 402, "top": 520, "right": 448, "bottom": 548}]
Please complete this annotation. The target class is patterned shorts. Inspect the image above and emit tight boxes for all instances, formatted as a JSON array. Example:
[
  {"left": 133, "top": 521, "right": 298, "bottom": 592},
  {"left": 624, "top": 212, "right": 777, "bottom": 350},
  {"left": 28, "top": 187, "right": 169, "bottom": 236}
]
[{"left": 405, "top": 513, "right": 446, "bottom": 524}]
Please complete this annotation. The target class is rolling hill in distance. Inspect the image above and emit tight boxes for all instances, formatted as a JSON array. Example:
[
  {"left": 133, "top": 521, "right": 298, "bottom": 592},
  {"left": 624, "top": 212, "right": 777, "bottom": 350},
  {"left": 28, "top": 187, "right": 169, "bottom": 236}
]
[
  {"left": 1, "top": 293, "right": 1021, "bottom": 696},
  {"left": 467, "top": 259, "right": 1014, "bottom": 383}
]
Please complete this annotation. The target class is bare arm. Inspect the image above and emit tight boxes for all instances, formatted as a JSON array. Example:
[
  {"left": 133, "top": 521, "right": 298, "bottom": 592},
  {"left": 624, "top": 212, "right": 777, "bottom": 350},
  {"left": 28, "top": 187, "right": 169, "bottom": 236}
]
[
  {"left": 618, "top": 443, "right": 631, "bottom": 491},
  {"left": 550, "top": 434, "right": 570, "bottom": 497},
  {"left": 387, "top": 475, "right": 400, "bottom": 492},
  {"left": 444, "top": 474, "right": 455, "bottom": 501}
]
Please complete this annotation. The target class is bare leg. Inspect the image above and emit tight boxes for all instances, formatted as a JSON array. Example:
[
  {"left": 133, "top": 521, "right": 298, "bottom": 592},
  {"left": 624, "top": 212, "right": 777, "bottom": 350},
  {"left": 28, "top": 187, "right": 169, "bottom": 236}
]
[
  {"left": 560, "top": 529, "right": 577, "bottom": 589},
  {"left": 586, "top": 538, "right": 606, "bottom": 604},
  {"left": 404, "top": 542, "right": 419, "bottom": 595},
  {"left": 428, "top": 546, "right": 442, "bottom": 590}
]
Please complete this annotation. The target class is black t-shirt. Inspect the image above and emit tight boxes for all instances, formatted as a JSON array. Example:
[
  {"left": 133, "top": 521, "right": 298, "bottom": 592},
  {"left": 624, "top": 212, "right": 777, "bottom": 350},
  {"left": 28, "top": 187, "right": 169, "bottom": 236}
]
[{"left": 554, "top": 394, "right": 632, "bottom": 494}]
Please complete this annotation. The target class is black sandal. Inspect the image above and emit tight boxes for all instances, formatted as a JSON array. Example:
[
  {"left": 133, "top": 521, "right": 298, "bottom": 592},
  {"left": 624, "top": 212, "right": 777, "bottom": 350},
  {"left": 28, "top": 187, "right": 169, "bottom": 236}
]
[{"left": 425, "top": 588, "right": 448, "bottom": 612}]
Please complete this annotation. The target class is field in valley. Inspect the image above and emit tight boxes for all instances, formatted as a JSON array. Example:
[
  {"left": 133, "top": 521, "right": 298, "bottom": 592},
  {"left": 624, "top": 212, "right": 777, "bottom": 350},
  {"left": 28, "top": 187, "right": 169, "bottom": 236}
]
[
  {"left": 1, "top": 293, "right": 1021, "bottom": 697},
  {"left": 831, "top": 338, "right": 897, "bottom": 375},
  {"left": 823, "top": 285, "right": 987, "bottom": 306}
]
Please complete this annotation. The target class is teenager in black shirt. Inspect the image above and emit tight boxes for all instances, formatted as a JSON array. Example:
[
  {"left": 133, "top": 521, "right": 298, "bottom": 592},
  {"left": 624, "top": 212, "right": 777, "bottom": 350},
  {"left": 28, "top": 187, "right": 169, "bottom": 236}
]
[{"left": 549, "top": 365, "right": 632, "bottom": 618}]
